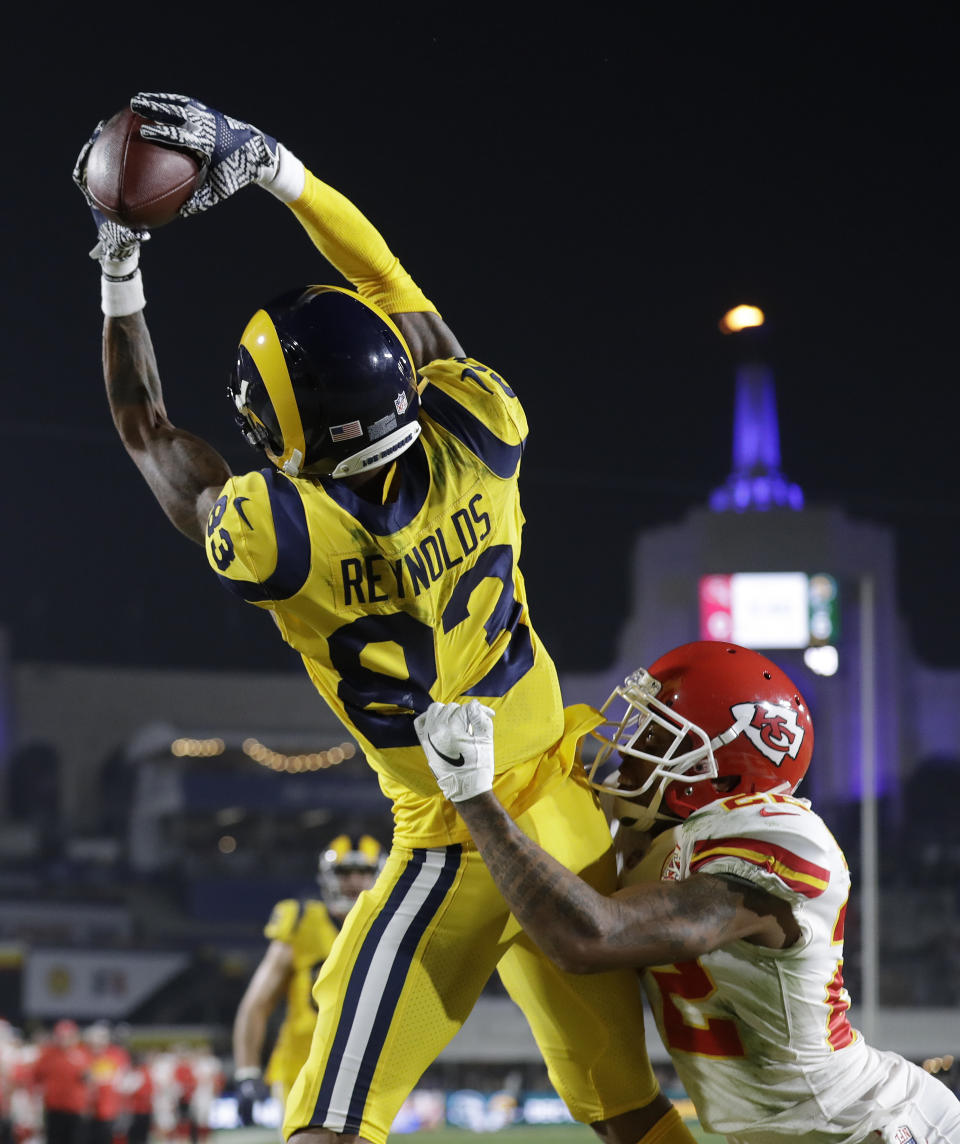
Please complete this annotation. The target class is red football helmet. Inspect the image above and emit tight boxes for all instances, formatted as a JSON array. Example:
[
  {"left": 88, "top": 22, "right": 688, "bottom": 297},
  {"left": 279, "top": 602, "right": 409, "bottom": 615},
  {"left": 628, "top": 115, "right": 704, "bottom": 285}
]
[{"left": 585, "top": 641, "right": 813, "bottom": 829}]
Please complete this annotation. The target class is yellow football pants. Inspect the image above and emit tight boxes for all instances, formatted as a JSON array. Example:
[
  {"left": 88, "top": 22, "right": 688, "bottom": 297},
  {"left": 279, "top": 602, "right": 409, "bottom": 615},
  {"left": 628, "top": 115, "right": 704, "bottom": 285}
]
[{"left": 284, "top": 773, "right": 659, "bottom": 1144}]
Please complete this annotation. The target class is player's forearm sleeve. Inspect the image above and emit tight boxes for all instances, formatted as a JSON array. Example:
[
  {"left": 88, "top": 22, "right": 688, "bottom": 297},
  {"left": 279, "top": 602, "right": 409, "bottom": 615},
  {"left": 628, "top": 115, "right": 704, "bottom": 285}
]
[{"left": 286, "top": 169, "right": 438, "bottom": 317}]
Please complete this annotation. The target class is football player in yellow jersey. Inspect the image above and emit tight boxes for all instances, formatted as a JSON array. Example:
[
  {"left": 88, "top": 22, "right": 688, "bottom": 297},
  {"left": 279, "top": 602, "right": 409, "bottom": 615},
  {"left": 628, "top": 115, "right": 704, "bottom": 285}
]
[
  {"left": 233, "top": 838, "right": 385, "bottom": 1125},
  {"left": 73, "top": 92, "right": 696, "bottom": 1144}
]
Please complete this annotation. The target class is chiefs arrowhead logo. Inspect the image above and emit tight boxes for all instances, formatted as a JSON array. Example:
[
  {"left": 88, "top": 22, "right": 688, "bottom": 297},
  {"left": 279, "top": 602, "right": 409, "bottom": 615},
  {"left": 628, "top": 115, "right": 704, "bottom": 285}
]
[{"left": 729, "top": 701, "right": 805, "bottom": 766}]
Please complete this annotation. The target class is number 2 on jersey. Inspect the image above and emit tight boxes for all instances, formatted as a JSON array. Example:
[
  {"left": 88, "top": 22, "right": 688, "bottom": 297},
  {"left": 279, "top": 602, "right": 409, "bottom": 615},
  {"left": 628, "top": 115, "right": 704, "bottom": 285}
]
[{"left": 649, "top": 960, "right": 746, "bottom": 1058}]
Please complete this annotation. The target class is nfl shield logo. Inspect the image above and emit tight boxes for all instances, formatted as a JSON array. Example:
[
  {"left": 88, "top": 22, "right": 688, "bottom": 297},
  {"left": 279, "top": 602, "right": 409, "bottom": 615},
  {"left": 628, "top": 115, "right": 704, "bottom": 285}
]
[
  {"left": 894, "top": 1127, "right": 918, "bottom": 1144},
  {"left": 394, "top": 391, "right": 408, "bottom": 415}
]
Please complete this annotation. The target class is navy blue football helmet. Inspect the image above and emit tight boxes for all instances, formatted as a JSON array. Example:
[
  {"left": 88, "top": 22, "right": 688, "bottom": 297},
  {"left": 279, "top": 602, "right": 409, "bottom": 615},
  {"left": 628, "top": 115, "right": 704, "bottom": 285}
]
[{"left": 229, "top": 285, "right": 422, "bottom": 478}]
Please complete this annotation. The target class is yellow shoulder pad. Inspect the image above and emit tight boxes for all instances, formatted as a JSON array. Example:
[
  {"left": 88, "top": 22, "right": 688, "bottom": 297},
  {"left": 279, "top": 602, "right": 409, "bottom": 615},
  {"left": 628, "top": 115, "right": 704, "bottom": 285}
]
[
  {"left": 205, "top": 471, "right": 280, "bottom": 600},
  {"left": 420, "top": 358, "right": 528, "bottom": 447},
  {"left": 263, "top": 898, "right": 302, "bottom": 943}
]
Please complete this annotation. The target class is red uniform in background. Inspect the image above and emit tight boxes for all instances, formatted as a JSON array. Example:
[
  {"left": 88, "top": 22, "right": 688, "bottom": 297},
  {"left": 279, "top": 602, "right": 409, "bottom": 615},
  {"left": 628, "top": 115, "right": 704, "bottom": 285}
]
[
  {"left": 86, "top": 1032, "right": 129, "bottom": 1144},
  {"left": 33, "top": 1022, "right": 90, "bottom": 1144},
  {"left": 119, "top": 1058, "right": 153, "bottom": 1144}
]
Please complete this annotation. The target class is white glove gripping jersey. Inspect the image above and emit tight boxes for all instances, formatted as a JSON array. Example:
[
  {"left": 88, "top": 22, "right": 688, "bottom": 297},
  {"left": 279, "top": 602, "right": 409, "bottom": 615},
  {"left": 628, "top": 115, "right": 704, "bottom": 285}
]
[{"left": 624, "top": 793, "right": 960, "bottom": 1143}]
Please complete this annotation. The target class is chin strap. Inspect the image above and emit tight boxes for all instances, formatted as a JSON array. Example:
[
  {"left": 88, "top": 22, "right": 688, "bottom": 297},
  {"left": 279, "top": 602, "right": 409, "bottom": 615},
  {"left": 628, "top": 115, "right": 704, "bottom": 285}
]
[
  {"left": 282, "top": 449, "right": 304, "bottom": 477},
  {"left": 380, "top": 461, "right": 399, "bottom": 504}
]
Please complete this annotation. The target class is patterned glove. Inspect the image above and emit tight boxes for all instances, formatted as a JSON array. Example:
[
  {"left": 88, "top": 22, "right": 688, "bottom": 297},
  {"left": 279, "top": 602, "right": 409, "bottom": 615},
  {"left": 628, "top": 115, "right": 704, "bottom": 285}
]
[
  {"left": 72, "top": 120, "right": 148, "bottom": 267},
  {"left": 414, "top": 700, "right": 496, "bottom": 803},
  {"left": 130, "top": 92, "right": 280, "bottom": 216}
]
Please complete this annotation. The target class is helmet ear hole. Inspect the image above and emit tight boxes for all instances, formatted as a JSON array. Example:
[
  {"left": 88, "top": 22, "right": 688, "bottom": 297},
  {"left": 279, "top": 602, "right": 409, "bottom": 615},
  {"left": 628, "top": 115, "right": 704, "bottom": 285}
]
[{"left": 712, "top": 775, "right": 740, "bottom": 794}]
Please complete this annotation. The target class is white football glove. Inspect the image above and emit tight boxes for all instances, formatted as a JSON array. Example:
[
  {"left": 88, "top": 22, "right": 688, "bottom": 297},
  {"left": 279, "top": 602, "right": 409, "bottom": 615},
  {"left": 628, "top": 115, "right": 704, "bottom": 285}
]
[
  {"left": 130, "top": 92, "right": 280, "bottom": 215},
  {"left": 415, "top": 700, "right": 496, "bottom": 803}
]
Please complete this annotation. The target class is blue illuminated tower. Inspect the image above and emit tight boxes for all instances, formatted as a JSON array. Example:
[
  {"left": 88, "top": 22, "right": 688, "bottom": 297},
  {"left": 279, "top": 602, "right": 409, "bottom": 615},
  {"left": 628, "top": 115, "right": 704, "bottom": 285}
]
[
  {"left": 709, "top": 361, "right": 804, "bottom": 512},
  {"left": 562, "top": 307, "right": 906, "bottom": 812}
]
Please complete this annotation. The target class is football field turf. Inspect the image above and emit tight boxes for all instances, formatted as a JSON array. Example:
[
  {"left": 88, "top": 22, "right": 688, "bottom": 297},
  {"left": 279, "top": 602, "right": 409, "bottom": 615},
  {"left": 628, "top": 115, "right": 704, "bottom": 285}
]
[
  {"left": 393, "top": 1126, "right": 723, "bottom": 1144},
  {"left": 216, "top": 1121, "right": 725, "bottom": 1144}
]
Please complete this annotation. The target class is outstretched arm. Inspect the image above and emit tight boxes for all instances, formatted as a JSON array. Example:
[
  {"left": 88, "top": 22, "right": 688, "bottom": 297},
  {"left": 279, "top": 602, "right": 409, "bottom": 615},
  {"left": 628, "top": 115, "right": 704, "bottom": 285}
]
[
  {"left": 73, "top": 117, "right": 230, "bottom": 545},
  {"left": 131, "top": 92, "right": 464, "bottom": 368},
  {"left": 280, "top": 170, "right": 464, "bottom": 365},
  {"left": 104, "top": 312, "right": 230, "bottom": 543},
  {"left": 415, "top": 702, "right": 798, "bottom": 973}
]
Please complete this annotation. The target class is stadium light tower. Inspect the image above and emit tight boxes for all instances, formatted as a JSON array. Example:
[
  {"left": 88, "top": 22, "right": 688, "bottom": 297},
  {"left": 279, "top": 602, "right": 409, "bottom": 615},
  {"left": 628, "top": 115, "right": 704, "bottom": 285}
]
[
  {"left": 709, "top": 304, "right": 804, "bottom": 513},
  {"left": 711, "top": 303, "right": 878, "bottom": 1038}
]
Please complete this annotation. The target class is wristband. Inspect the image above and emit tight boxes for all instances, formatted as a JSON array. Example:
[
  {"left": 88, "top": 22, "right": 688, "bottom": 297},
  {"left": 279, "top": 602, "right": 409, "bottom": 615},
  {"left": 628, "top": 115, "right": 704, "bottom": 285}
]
[
  {"left": 101, "top": 268, "right": 146, "bottom": 317},
  {"left": 234, "top": 1067, "right": 262, "bottom": 1081},
  {"left": 100, "top": 249, "right": 140, "bottom": 278},
  {"left": 259, "top": 143, "right": 305, "bottom": 203}
]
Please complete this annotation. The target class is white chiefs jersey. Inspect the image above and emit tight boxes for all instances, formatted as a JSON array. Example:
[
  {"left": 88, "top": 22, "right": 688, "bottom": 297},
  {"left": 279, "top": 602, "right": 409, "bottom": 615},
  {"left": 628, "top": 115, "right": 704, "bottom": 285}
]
[{"left": 622, "top": 792, "right": 960, "bottom": 1144}]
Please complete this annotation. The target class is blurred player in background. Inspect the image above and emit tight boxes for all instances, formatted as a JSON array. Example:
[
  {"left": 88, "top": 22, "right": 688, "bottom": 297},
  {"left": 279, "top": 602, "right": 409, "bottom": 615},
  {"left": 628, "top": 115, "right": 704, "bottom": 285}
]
[
  {"left": 33, "top": 1021, "right": 89, "bottom": 1144},
  {"left": 172, "top": 1047, "right": 198, "bottom": 1144},
  {"left": 187, "top": 1045, "right": 224, "bottom": 1144},
  {"left": 0, "top": 1020, "right": 16, "bottom": 1144},
  {"left": 117, "top": 1052, "right": 153, "bottom": 1144},
  {"left": 232, "top": 837, "right": 384, "bottom": 1125},
  {"left": 73, "top": 91, "right": 696, "bottom": 1144},
  {"left": 416, "top": 641, "right": 960, "bottom": 1144},
  {"left": 9, "top": 1028, "right": 41, "bottom": 1144},
  {"left": 84, "top": 1022, "right": 129, "bottom": 1144},
  {"left": 148, "top": 1047, "right": 179, "bottom": 1144}
]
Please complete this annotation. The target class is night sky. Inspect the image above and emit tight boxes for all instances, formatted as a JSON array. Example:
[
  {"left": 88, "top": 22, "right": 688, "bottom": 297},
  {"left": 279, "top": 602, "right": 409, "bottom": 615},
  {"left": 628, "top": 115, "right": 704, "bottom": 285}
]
[{"left": 7, "top": 7, "right": 959, "bottom": 679}]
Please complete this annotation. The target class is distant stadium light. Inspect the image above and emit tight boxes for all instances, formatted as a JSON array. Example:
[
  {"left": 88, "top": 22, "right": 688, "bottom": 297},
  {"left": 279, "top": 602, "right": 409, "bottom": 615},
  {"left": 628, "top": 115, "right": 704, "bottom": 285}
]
[
  {"left": 171, "top": 737, "right": 225, "bottom": 758},
  {"left": 719, "top": 304, "right": 765, "bottom": 334},
  {"left": 241, "top": 737, "right": 357, "bottom": 772},
  {"left": 803, "top": 645, "right": 839, "bottom": 677}
]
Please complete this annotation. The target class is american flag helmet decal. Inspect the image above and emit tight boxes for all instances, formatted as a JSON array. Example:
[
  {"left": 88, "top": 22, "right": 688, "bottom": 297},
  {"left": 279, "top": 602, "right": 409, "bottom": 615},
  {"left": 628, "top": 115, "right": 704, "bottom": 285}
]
[{"left": 329, "top": 420, "right": 363, "bottom": 443}]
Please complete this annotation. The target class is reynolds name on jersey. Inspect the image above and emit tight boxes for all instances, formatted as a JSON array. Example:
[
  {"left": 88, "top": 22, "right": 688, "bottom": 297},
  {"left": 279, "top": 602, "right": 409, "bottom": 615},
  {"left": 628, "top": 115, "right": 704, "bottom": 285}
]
[{"left": 339, "top": 492, "right": 491, "bottom": 605}]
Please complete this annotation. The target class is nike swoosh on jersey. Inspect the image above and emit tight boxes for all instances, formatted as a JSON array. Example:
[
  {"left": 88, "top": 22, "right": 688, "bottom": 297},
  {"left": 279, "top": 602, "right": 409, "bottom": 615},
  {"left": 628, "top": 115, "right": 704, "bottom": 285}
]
[
  {"left": 234, "top": 496, "right": 255, "bottom": 529},
  {"left": 758, "top": 807, "right": 799, "bottom": 817},
  {"left": 427, "top": 735, "right": 465, "bottom": 767}
]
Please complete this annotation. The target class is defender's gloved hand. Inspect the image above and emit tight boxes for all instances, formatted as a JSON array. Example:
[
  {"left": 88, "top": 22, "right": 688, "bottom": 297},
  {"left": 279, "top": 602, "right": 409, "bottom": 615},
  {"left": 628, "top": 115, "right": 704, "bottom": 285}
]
[
  {"left": 130, "top": 92, "right": 280, "bottom": 215},
  {"left": 72, "top": 120, "right": 149, "bottom": 270},
  {"left": 415, "top": 700, "right": 496, "bottom": 803}
]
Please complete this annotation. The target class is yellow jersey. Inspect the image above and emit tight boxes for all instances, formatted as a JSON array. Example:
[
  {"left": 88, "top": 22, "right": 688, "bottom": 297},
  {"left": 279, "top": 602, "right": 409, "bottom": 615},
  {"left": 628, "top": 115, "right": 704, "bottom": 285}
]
[
  {"left": 205, "top": 357, "right": 565, "bottom": 846},
  {"left": 263, "top": 897, "right": 340, "bottom": 1089}
]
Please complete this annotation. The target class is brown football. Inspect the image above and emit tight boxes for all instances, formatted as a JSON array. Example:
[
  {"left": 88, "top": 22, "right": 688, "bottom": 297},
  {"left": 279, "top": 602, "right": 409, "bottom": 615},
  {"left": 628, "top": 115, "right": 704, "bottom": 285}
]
[{"left": 85, "top": 107, "right": 201, "bottom": 228}]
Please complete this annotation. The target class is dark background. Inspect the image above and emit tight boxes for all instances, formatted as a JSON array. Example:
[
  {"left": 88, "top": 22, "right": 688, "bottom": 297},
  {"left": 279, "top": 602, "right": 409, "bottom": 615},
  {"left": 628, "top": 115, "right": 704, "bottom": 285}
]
[{"left": 6, "top": 6, "right": 959, "bottom": 677}]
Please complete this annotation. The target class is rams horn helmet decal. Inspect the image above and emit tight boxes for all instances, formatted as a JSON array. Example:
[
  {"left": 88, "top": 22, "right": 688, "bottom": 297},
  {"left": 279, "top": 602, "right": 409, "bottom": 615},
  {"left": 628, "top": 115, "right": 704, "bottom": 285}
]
[{"left": 228, "top": 286, "right": 422, "bottom": 478}]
